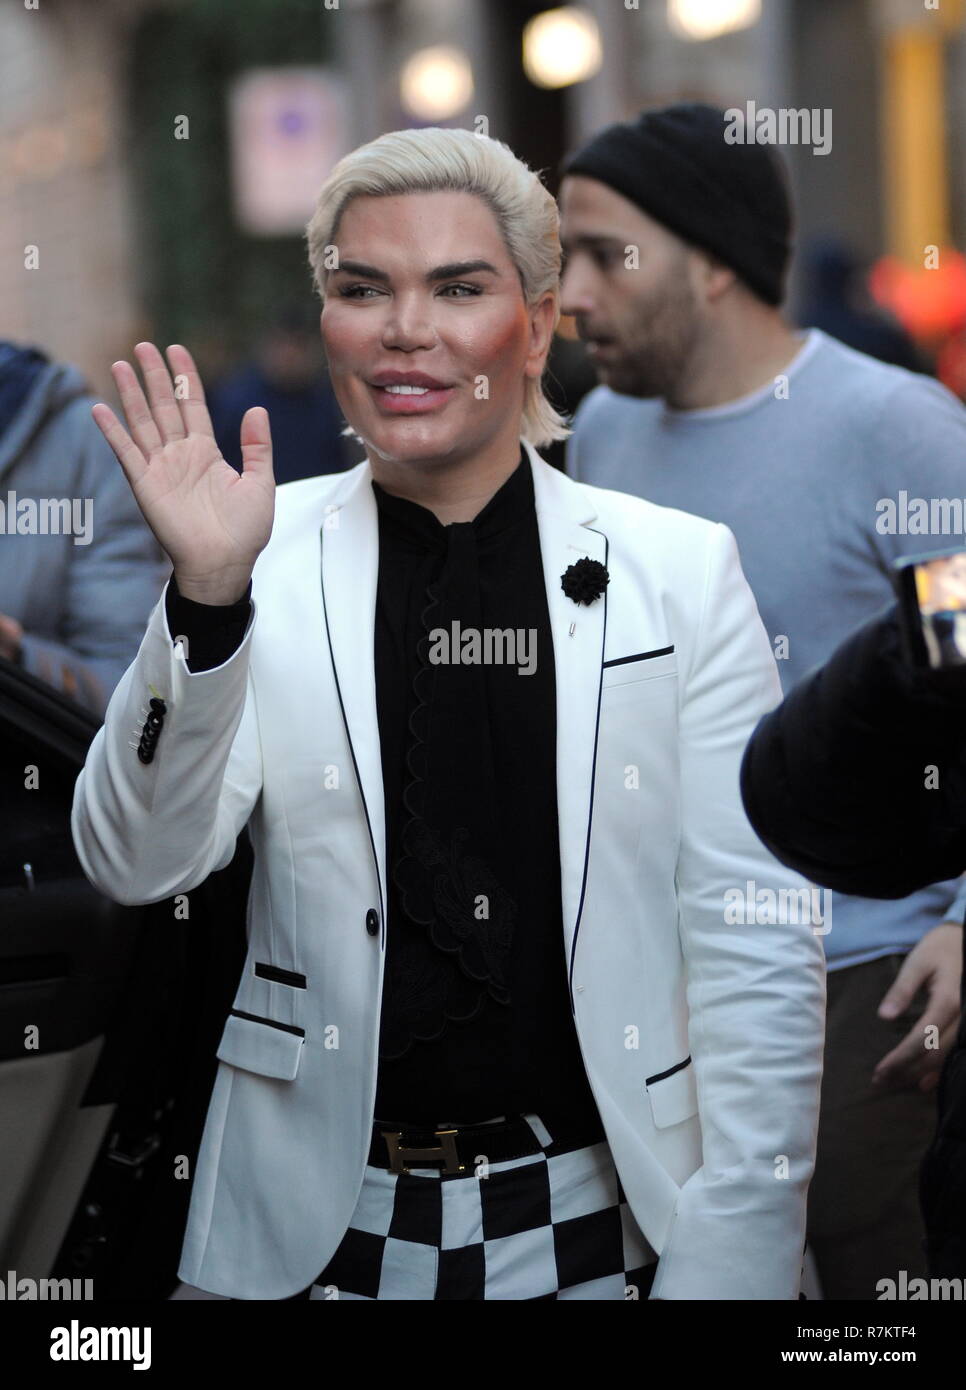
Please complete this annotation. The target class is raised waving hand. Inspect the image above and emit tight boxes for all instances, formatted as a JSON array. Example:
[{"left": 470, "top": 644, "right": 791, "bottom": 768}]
[{"left": 91, "top": 342, "right": 275, "bottom": 604}]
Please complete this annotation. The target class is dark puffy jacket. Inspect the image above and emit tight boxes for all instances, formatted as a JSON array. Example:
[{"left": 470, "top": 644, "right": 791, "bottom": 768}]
[{"left": 740, "top": 602, "right": 966, "bottom": 1276}]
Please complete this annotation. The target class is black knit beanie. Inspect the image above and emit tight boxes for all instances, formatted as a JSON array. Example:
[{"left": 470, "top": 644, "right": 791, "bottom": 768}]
[{"left": 561, "top": 102, "right": 793, "bottom": 306}]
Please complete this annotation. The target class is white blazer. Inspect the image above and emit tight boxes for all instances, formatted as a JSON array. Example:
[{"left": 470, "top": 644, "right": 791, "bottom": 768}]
[{"left": 70, "top": 440, "right": 825, "bottom": 1300}]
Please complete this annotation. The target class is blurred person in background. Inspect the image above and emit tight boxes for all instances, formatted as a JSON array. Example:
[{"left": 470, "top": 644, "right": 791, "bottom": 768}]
[
  {"left": 0, "top": 339, "right": 167, "bottom": 718},
  {"left": 207, "top": 303, "right": 354, "bottom": 483},
  {"left": 558, "top": 101, "right": 966, "bottom": 1300},
  {"left": 796, "top": 234, "right": 928, "bottom": 374}
]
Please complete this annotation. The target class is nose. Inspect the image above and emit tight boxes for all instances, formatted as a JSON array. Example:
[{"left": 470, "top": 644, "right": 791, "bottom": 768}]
[
  {"left": 381, "top": 291, "right": 438, "bottom": 352},
  {"left": 560, "top": 258, "right": 595, "bottom": 320}
]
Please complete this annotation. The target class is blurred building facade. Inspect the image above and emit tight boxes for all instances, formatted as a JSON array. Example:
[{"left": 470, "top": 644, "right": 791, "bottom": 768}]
[
  {"left": 1, "top": 0, "right": 964, "bottom": 399},
  {"left": 0, "top": 0, "right": 157, "bottom": 397}
]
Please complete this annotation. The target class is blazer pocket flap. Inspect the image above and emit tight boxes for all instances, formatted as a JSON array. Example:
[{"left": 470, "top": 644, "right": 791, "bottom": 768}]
[
  {"left": 646, "top": 1058, "right": 698, "bottom": 1129},
  {"left": 215, "top": 1010, "right": 304, "bottom": 1081},
  {"left": 603, "top": 652, "right": 678, "bottom": 688}
]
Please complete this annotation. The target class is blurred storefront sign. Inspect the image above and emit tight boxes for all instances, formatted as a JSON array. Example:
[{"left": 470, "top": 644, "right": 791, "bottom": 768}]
[{"left": 228, "top": 68, "right": 348, "bottom": 236}]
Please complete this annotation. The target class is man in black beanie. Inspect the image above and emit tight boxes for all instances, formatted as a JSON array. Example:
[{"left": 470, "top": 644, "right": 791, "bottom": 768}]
[
  {"left": 558, "top": 101, "right": 966, "bottom": 1301},
  {"left": 558, "top": 101, "right": 798, "bottom": 402}
]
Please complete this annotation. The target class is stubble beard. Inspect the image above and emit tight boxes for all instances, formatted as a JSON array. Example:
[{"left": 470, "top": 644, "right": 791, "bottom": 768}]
[{"left": 601, "top": 280, "right": 701, "bottom": 402}]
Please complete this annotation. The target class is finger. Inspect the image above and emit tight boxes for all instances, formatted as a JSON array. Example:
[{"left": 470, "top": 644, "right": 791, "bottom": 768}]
[
  {"left": 164, "top": 343, "right": 215, "bottom": 436},
  {"left": 873, "top": 1003, "right": 934, "bottom": 1076},
  {"left": 878, "top": 956, "right": 926, "bottom": 1018},
  {"left": 110, "top": 359, "right": 165, "bottom": 461},
  {"left": 874, "top": 1002, "right": 951, "bottom": 1083},
  {"left": 239, "top": 406, "right": 274, "bottom": 484},
  {"left": 91, "top": 401, "right": 150, "bottom": 490},
  {"left": 923, "top": 1019, "right": 960, "bottom": 1067},
  {"left": 133, "top": 342, "right": 187, "bottom": 444},
  {"left": 911, "top": 1054, "right": 946, "bottom": 1089},
  {"left": 872, "top": 1032, "right": 919, "bottom": 1083},
  {"left": 909, "top": 1047, "right": 950, "bottom": 1090},
  {"left": 909, "top": 994, "right": 959, "bottom": 1055},
  {"left": 924, "top": 988, "right": 962, "bottom": 1032},
  {"left": 917, "top": 1022, "right": 960, "bottom": 1090}
]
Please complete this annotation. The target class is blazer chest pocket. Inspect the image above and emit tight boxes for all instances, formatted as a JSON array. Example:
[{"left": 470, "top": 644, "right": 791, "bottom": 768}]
[
  {"left": 215, "top": 1009, "right": 304, "bottom": 1081},
  {"left": 645, "top": 1056, "right": 698, "bottom": 1129},
  {"left": 602, "top": 647, "right": 677, "bottom": 690}
]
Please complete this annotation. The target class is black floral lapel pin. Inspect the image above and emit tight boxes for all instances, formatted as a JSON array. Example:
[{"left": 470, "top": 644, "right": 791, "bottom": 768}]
[{"left": 561, "top": 557, "right": 609, "bottom": 606}]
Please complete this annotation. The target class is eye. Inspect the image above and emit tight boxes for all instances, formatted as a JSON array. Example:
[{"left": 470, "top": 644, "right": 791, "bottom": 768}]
[
  {"left": 338, "top": 284, "right": 383, "bottom": 299},
  {"left": 439, "top": 283, "right": 483, "bottom": 298}
]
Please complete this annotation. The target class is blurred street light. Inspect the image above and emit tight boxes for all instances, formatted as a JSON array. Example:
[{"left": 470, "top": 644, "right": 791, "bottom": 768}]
[
  {"left": 400, "top": 45, "right": 474, "bottom": 121},
  {"left": 668, "top": 0, "right": 761, "bottom": 42},
  {"left": 523, "top": 7, "right": 602, "bottom": 90}
]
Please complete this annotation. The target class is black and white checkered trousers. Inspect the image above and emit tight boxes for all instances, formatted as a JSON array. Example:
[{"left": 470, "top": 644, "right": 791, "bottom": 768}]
[{"left": 286, "top": 1112, "right": 659, "bottom": 1300}]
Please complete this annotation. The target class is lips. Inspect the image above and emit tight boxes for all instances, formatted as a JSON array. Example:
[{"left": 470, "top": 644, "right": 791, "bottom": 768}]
[
  {"left": 369, "top": 371, "right": 451, "bottom": 389},
  {"left": 576, "top": 326, "right": 615, "bottom": 355},
  {"left": 368, "top": 376, "right": 456, "bottom": 415}
]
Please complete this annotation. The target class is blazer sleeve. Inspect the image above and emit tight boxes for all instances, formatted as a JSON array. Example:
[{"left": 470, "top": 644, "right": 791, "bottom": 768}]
[
  {"left": 70, "top": 575, "right": 262, "bottom": 907},
  {"left": 649, "top": 523, "right": 826, "bottom": 1301}
]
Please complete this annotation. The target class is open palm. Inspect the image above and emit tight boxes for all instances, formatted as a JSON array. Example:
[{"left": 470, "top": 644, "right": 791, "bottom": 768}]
[{"left": 91, "top": 342, "right": 275, "bottom": 602}]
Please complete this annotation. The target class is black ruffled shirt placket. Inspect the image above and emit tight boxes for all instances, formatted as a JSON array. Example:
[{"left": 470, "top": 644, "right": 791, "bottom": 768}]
[{"left": 164, "top": 449, "right": 603, "bottom": 1135}]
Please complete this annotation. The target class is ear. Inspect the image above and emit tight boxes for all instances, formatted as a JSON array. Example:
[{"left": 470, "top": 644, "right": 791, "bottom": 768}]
[
  {"left": 524, "top": 290, "right": 557, "bottom": 381},
  {"left": 693, "top": 250, "right": 736, "bottom": 304}
]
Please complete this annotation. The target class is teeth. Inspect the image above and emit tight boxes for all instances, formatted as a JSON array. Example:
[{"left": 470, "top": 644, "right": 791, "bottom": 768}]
[{"left": 383, "top": 384, "right": 431, "bottom": 395}]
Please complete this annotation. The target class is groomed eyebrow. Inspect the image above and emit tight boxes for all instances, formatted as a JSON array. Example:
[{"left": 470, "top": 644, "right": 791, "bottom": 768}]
[
  {"left": 559, "top": 234, "right": 626, "bottom": 253},
  {"left": 332, "top": 258, "right": 500, "bottom": 282}
]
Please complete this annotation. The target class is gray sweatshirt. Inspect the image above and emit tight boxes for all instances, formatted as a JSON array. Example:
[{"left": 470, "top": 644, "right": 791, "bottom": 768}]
[
  {"left": 0, "top": 350, "right": 168, "bottom": 718},
  {"left": 567, "top": 327, "right": 966, "bottom": 967}
]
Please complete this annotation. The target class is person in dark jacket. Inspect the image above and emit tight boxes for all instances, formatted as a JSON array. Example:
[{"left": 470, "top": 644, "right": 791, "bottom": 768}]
[
  {"left": 796, "top": 235, "right": 929, "bottom": 375},
  {"left": 206, "top": 306, "right": 354, "bottom": 483},
  {"left": 740, "top": 602, "right": 966, "bottom": 1277}
]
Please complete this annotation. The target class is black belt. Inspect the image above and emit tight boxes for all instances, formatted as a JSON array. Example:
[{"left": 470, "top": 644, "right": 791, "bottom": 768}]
[{"left": 368, "top": 1113, "right": 606, "bottom": 1176}]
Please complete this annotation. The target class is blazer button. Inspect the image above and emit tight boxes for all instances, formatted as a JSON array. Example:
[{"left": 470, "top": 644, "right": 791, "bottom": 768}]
[{"left": 365, "top": 908, "right": 379, "bottom": 936}]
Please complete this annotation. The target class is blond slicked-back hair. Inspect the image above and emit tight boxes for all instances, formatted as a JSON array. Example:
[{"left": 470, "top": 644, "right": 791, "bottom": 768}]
[{"left": 304, "top": 126, "right": 571, "bottom": 448}]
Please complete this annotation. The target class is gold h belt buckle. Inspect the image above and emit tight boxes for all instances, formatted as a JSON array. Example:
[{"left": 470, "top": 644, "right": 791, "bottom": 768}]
[{"left": 382, "top": 1127, "right": 465, "bottom": 1176}]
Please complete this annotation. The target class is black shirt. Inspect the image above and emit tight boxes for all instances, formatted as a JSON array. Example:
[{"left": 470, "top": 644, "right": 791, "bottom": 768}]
[{"left": 164, "top": 451, "right": 602, "bottom": 1133}]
